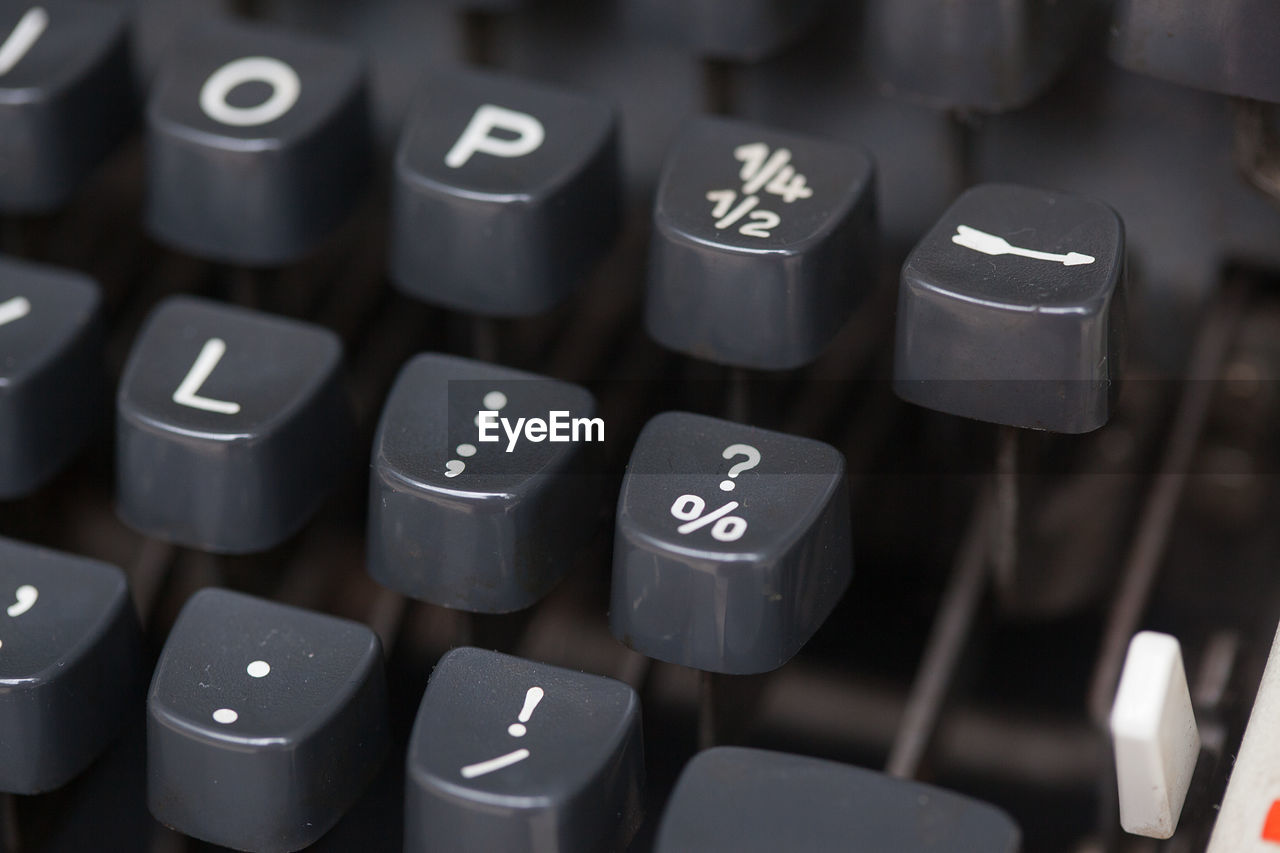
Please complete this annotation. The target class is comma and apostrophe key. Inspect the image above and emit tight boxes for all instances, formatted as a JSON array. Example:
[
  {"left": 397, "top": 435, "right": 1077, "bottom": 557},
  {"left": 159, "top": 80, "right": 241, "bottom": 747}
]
[
  {"left": 391, "top": 67, "right": 621, "bottom": 316},
  {"left": 0, "top": 537, "right": 144, "bottom": 794},
  {"left": 368, "top": 353, "right": 600, "bottom": 612},
  {"left": 893, "top": 183, "right": 1126, "bottom": 433},
  {"left": 0, "top": 1, "right": 134, "bottom": 212},
  {"left": 116, "top": 296, "right": 356, "bottom": 553},
  {"left": 611, "top": 412, "right": 851, "bottom": 674},
  {"left": 655, "top": 747, "right": 1022, "bottom": 853},
  {"left": 146, "top": 19, "right": 371, "bottom": 264},
  {"left": 406, "top": 647, "right": 644, "bottom": 853},
  {"left": 646, "top": 116, "right": 876, "bottom": 369},
  {"left": 0, "top": 256, "right": 104, "bottom": 497},
  {"left": 148, "top": 589, "right": 388, "bottom": 852}
]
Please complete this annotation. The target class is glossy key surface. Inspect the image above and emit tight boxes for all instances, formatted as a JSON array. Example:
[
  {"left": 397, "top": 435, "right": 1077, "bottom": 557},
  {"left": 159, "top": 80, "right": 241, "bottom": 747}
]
[
  {"left": 0, "top": 255, "right": 103, "bottom": 498},
  {"left": 0, "top": 0, "right": 134, "bottom": 212},
  {"left": 148, "top": 588, "right": 388, "bottom": 853},
  {"left": 611, "top": 412, "right": 851, "bottom": 674},
  {"left": 0, "top": 537, "right": 143, "bottom": 794},
  {"left": 406, "top": 647, "right": 644, "bottom": 853},
  {"left": 893, "top": 183, "right": 1125, "bottom": 433},
  {"left": 116, "top": 295, "right": 356, "bottom": 553},
  {"left": 391, "top": 67, "right": 620, "bottom": 316},
  {"left": 368, "top": 353, "right": 599, "bottom": 612},
  {"left": 656, "top": 747, "right": 1022, "bottom": 852},
  {"left": 145, "top": 18, "right": 370, "bottom": 264},
  {"left": 646, "top": 116, "right": 876, "bottom": 369}
]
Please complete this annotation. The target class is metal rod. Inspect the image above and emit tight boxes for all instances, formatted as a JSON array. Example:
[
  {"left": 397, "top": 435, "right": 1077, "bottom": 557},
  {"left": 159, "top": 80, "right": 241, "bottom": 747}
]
[
  {"left": 992, "top": 425, "right": 1019, "bottom": 593},
  {"left": 1, "top": 793, "right": 17, "bottom": 853},
  {"left": 698, "top": 670, "right": 718, "bottom": 749},
  {"left": 1087, "top": 283, "right": 1247, "bottom": 726},
  {"left": 885, "top": 487, "right": 994, "bottom": 778}
]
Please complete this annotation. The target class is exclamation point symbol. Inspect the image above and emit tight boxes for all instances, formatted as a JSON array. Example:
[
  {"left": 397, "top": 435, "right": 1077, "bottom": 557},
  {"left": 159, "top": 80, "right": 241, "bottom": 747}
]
[
  {"left": 507, "top": 686, "right": 544, "bottom": 737},
  {"left": 447, "top": 389, "right": 509, "bottom": 478}
]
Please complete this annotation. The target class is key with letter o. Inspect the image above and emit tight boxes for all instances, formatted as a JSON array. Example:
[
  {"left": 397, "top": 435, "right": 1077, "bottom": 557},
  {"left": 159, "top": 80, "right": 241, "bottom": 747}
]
[
  {"left": 145, "top": 19, "right": 371, "bottom": 265},
  {"left": 116, "top": 296, "right": 357, "bottom": 553},
  {"left": 391, "top": 67, "right": 621, "bottom": 316}
]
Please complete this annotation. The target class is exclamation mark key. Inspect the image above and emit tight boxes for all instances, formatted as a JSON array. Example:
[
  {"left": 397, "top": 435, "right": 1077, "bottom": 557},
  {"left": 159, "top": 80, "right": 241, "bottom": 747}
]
[{"left": 406, "top": 647, "right": 645, "bottom": 853}]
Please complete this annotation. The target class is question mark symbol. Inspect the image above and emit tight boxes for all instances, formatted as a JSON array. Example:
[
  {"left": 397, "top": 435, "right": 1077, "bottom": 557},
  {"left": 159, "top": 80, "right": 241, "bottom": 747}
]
[{"left": 720, "top": 444, "right": 761, "bottom": 491}]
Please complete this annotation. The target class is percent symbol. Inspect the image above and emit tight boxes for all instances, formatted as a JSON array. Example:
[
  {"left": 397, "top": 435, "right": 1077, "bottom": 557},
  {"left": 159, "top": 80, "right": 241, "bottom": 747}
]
[{"left": 670, "top": 494, "right": 748, "bottom": 543}]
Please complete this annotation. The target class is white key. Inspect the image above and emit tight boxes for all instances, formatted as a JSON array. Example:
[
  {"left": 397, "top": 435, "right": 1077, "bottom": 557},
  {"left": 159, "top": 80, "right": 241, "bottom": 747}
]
[
  {"left": 1207, "top": 620, "right": 1280, "bottom": 851},
  {"left": 1109, "top": 631, "right": 1200, "bottom": 839}
]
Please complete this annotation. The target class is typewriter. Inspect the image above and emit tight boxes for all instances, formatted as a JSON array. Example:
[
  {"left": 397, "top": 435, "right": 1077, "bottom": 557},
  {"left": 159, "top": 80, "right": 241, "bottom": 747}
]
[{"left": 2, "top": 1, "right": 1279, "bottom": 851}]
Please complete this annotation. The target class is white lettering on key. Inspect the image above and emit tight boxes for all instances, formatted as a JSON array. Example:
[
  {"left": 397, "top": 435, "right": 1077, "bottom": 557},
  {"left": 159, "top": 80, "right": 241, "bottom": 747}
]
[
  {"left": 460, "top": 748, "right": 530, "bottom": 779},
  {"left": 6, "top": 584, "right": 37, "bottom": 617},
  {"left": 952, "top": 225, "right": 1095, "bottom": 266},
  {"left": 200, "top": 56, "right": 301, "bottom": 127},
  {"left": 445, "top": 104, "right": 545, "bottom": 168},
  {"left": 173, "top": 338, "right": 241, "bottom": 415},
  {"left": 0, "top": 295, "right": 31, "bottom": 328},
  {"left": 705, "top": 142, "right": 812, "bottom": 240},
  {"left": 0, "top": 8, "right": 48, "bottom": 76}
]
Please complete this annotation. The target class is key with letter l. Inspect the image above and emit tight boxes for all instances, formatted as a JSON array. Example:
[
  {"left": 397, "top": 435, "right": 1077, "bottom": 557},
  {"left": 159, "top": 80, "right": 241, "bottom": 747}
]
[
  {"left": 0, "top": 537, "right": 144, "bottom": 794},
  {"left": 611, "top": 412, "right": 851, "bottom": 674},
  {"left": 116, "top": 296, "right": 356, "bottom": 553},
  {"left": 145, "top": 18, "right": 371, "bottom": 264},
  {"left": 391, "top": 67, "right": 621, "bottom": 316}
]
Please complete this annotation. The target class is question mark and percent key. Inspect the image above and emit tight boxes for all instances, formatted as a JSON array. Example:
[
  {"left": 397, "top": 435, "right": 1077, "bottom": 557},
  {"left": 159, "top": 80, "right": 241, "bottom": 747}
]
[{"left": 669, "top": 444, "right": 761, "bottom": 543}]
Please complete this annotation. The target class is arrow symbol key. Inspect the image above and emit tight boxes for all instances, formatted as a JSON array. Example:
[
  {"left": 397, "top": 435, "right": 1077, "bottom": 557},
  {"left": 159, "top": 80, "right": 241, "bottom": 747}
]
[{"left": 952, "top": 225, "right": 1095, "bottom": 266}]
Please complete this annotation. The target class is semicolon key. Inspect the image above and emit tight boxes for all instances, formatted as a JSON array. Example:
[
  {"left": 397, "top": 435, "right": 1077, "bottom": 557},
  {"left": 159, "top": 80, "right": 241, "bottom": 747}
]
[
  {"left": 0, "top": 1, "right": 134, "bottom": 212},
  {"left": 368, "top": 353, "right": 600, "bottom": 612},
  {"left": 655, "top": 747, "right": 1022, "bottom": 852},
  {"left": 145, "top": 18, "right": 371, "bottom": 264},
  {"left": 893, "top": 182, "right": 1126, "bottom": 433},
  {"left": 390, "top": 67, "right": 621, "bottom": 316},
  {"left": 116, "top": 295, "right": 356, "bottom": 553},
  {"left": 147, "top": 588, "right": 388, "bottom": 853},
  {"left": 405, "top": 647, "right": 645, "bottom": 853},
  {"left": 0, "top": 536, "right": 144, "bottom": 794},
  {"left": 0, "top": 255, "right": 105, "bottom": 498},
  {"left": 646, "top": 115, "right": 877, "bottom": 369},
  {"left": 611, "top": 412, "right": 852, "bottom": 674}
]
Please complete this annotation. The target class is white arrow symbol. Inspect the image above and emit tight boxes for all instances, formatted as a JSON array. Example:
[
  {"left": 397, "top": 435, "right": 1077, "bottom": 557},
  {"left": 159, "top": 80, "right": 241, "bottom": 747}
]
[{"left": 952, "top": 225, "right": 1095, "bottom": 266}]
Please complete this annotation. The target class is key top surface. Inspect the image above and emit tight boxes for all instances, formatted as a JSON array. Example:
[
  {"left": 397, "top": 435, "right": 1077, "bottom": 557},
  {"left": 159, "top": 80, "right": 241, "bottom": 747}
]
[
  {"left": 0, "top": 255, "right": 104, "bottom": 497},
  {"left": 625, "top": 0, "right": 829, "bottom": 61},
  {"left": 646, "top": 115, "right": 876, "bottom": 369},
  {"left": 611, "top": 411, "right": 851, "bottom": 674},
  {"left": 893, "top": 182, "right": 1125, "bottom": 433},
  {"left": 391, "top": 67, "right": 620, "bottom": 316},
  {"left": 368, "top": 352, "right": 600, "bottom": 612},
  {"left": 0, "top": 537, "right": 143, "bottom": 794},
  {"left": 655, "top": 747, "right": 1022, "bottom": 852},
  {"left": 145, "top": 18, "right": 371, "bottom": 264},
  {"left": 406, "top": 646, "right": 644, "bottom": 853},
  {"left": 148, "top": 588, "right": 388, "bottom": 853},
  {"left": 116, "top": 295, "right": 355, "bottom": 553},
  {"left": 0, "top": 0, "right": 134, "bottom": 212}
]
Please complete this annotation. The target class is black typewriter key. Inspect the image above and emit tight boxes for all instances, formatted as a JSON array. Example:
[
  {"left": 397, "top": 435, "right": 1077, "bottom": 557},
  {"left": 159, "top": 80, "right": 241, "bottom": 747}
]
[
  {"left": 0, "top": 256, "right": 104, "bottom": 498},
  {"left": 655, "top": 747, "right": 1022, "bottom": 853},
  {"left": 865, "top": 0, "right": 1094, "bottom": 112},
  {"left": 1110, "top": 0, "right": 1280, "bottom": 103},
  {"left": 626, "top": 0, "right": 829, "bottom": 61},
  {"left": 611, "top": 412, "right": 851, "bottom": 674},
  {"left": 148, "top": 588, "right": 388, "bottom": 853},
  {"left": 116, "top": 295, "right": 356, "bottom": 553},
  {"left": 0, "top": 537, "right": 143, "bottom": 794},
  {"left": 145, "top": 18, "right": 371, "bottom": 264},
  {"left": 646, "top": 115, "right": 876, "bottom": 369},
  {"left": 368, "top": 353, "right": 599, "bottom": 612},
  {"left": 405, "top": 647, "right": 644, "bottom": 853},
  {"left": 893, "top": 183, "right": 1126, "bottom": 433},
  {"left": 0, "top": 0, "right": 133, "bottom": 212},
  {"left": 390, "top": 67, "right": 620, "bottom": 316}
]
